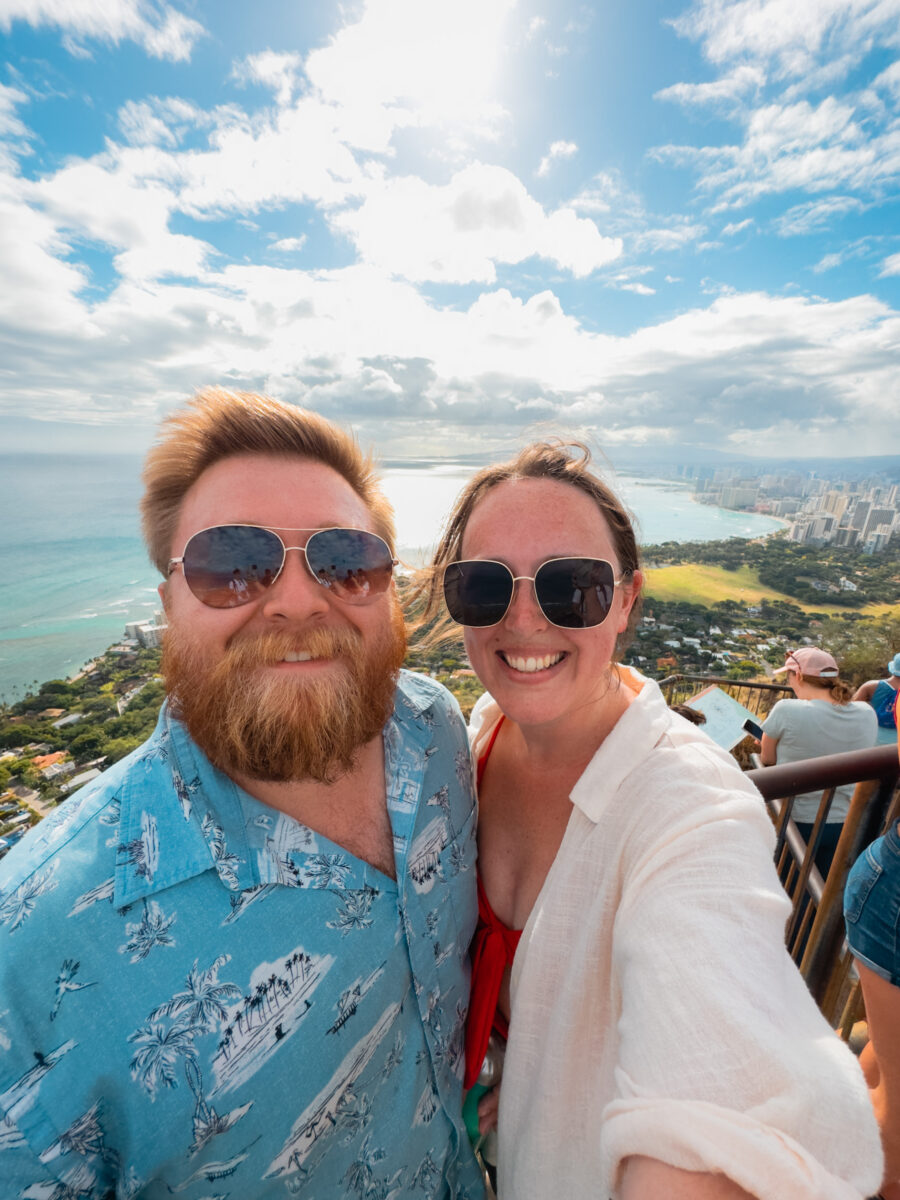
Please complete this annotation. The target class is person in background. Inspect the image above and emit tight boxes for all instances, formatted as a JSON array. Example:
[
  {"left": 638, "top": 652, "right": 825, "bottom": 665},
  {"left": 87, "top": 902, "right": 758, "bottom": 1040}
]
[
  {"left": 761, "top": 647, "right": 878, "bottom": 878},
  {"left": 0, "top": 388, "right": 483, "bottom": 1199},
  {"left": 420, "top": 440, "right": 880, "bottom": 1200},
  {"left": 853, "top": 654, "right": 900, "bottom": 747},
  {"left": 844, "top": 691, "right": 900, "bottom": 1200}
]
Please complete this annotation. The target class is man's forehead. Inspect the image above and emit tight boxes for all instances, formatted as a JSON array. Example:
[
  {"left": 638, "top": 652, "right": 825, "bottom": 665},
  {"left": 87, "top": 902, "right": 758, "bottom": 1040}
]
[{"left": 174, "top": 453, "right": 375, "bottom": 543}]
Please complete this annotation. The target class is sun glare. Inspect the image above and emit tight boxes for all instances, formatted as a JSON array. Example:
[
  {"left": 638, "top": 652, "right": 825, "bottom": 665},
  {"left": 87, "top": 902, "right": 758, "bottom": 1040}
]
[{"left": 306, "top": 0, "right": 515, "bottom": 129}]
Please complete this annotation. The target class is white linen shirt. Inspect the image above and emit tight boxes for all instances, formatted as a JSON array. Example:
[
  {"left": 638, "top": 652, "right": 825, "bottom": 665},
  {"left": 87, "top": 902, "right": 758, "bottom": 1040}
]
[{"left": 469, "top": 667, "right": 881, "bottom": 1200}]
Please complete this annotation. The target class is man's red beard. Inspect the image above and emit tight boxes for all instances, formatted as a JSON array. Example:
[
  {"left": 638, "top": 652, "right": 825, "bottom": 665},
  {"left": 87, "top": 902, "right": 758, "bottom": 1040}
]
[{"left": 162, "top": 607, "right": 407, "bottom": 784}]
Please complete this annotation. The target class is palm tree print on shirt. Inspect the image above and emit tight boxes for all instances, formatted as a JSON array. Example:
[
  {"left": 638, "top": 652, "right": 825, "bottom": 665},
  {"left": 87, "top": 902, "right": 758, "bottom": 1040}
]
[
  {"left": 129, "top": 954, "right": 248, "bottom": 1153},
  {"left": 49, "top": 959, "right": 97, "bottom": 1022},
  {"left": 118, "top": 811, "right": 159, "bottom": 884},
  {"left": 0, "top": 861, "right": 60, "bottom": 933},
  {"left": 119, "top": 898, "right": 176, "bottom": 962},
  {"left": 210, "top": 947, "right": 334, "bottom": 1097}
]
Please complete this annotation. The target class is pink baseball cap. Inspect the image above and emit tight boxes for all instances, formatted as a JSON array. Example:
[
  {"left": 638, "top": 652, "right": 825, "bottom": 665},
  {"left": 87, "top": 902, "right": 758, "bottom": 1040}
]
[{"left": 773, "top": 647, "right": 839, "bottom": 678}]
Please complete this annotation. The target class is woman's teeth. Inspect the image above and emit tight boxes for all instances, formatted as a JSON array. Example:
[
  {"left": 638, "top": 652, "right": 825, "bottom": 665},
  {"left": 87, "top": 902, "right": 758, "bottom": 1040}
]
[{"left": 503, "top": 652, "right": 564, "bottom": 674}]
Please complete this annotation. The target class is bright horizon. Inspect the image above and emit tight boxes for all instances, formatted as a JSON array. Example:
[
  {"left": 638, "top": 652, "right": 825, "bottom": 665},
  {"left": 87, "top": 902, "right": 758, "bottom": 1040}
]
[{"left": 1, "top": 0, "right": 899, "bottom": 461}]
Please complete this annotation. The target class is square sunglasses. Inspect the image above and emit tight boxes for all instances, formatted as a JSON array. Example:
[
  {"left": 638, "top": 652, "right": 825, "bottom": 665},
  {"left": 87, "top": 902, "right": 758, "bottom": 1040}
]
[
  {"left": 443, "top": 557, "right": 626, "bottom": 629},
  {"left": 168, "top": 524, "right": 396, "bottom": 609}
]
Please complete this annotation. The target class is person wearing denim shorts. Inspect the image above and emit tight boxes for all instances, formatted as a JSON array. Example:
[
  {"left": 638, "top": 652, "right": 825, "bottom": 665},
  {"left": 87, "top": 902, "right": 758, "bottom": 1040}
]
[{"left": 844, "top": 689, "right": 900, "bottom": 1200}]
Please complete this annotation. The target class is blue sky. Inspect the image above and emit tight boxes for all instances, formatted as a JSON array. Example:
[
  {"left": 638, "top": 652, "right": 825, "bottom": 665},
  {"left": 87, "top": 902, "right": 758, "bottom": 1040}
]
[{"left": 1, "top": 0, "right": 898, "bottom": 461}]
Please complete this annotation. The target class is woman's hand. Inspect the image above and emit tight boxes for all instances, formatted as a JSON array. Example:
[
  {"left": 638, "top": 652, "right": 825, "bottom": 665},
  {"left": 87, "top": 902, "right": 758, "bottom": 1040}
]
[{"left": 477, "top": 1084, "right": 500, "bottom": 1135}]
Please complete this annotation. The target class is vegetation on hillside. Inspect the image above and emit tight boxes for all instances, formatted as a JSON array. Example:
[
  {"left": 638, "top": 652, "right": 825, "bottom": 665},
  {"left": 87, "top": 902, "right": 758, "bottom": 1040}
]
[
  {"left": 645, "top": 534, "right": 900, "bottom": 608},
  {"left": 3, "top": 537, "right": 897, "bottom": 812}
]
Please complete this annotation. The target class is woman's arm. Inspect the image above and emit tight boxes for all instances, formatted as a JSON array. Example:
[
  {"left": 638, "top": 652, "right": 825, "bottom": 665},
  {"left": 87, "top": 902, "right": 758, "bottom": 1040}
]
[
  {"left": 621, "top": 1157, "right": 756, "bottom": 1200},
  {"left": 855, "top": 961, "right": 900, "bottom": 1199},
  {"left": 759, "top": 731, "right": 778, "bottom": 766}
]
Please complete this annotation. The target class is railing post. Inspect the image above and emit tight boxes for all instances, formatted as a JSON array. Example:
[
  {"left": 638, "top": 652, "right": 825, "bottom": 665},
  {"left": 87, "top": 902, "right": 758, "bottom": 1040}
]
[{"left": 802, "top": 775, "right": 896, "bottom": 1008}]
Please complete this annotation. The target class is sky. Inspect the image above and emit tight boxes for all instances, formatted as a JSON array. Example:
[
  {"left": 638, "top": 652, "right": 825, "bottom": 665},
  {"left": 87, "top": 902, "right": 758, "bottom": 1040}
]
[{"left": 1, "top": 0, "right": 899, "bottom": 463}]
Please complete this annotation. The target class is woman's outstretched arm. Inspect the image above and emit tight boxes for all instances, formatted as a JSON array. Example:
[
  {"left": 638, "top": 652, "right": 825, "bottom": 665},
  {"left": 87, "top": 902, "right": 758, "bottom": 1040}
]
[{"left": 621, "top": 1157, "right": 756, "bottom": 1199}]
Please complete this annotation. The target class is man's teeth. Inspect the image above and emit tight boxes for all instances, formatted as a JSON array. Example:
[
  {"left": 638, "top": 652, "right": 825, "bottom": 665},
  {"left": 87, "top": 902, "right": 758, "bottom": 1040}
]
[
  {"left": 504, "top": 652, "right": 564, "bottom": 674},
  {"left": 282, "top": 650, "right": 315, "bottom": 663}
]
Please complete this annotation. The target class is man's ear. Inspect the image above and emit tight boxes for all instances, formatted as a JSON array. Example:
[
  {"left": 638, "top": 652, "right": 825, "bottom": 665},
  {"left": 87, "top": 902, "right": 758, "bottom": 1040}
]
[{"left": 158, "top": 581, "right": 170, "bottom": 614}]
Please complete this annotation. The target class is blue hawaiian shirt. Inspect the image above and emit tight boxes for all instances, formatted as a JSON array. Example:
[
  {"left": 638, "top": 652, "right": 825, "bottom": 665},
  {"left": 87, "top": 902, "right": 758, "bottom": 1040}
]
[{"left": 0, "top": 670, "right": 484, "bottom": 1199}]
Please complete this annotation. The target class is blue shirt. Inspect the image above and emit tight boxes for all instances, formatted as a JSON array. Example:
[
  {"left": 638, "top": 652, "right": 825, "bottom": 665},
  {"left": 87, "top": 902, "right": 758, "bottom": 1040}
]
[{"left": 0, "top": 671, "right": 484, "bottom": 1199}]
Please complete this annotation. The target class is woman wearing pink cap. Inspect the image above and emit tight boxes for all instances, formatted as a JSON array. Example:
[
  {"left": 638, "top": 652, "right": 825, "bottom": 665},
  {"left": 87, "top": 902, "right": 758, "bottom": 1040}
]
[{"left": 761, "top": 646, "right": 878, "bottom": 876}]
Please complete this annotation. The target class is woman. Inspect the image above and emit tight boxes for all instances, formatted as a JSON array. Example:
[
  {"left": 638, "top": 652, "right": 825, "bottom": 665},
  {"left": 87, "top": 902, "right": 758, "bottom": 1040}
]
[
  {"left": 853, "top": 653, "right": 900, "bottom": 747},
  {"left": 761, "top": 647, "right": 878, "bottom": 878},
  {"left": 844, "top": 691, "right": 900, "bottom": 1200},
  {"left": 421, "top": 442, "right": 880, "bottom": 1200}
]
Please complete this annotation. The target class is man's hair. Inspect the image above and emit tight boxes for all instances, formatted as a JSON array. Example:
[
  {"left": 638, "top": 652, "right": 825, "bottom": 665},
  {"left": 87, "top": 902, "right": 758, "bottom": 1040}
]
[{"left": 141, "top": 387, "right": 395, "bottom": 574}]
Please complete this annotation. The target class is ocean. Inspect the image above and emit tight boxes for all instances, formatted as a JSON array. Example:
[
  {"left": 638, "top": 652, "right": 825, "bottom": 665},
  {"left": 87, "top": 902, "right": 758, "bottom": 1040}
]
[{"left": 0, "top": 453, "right": 782, "bottom": 701}]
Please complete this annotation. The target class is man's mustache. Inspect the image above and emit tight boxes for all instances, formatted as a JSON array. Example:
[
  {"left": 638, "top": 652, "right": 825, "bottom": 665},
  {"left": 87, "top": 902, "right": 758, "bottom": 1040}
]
[{"left": 222, "top": 627, "right": 363, "bottom": 668}]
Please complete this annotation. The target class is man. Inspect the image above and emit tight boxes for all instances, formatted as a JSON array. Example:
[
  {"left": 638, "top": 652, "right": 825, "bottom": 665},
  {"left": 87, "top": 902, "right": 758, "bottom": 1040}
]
[{"left": 0, "top": 389, "right": 484, "bottom": 1199}]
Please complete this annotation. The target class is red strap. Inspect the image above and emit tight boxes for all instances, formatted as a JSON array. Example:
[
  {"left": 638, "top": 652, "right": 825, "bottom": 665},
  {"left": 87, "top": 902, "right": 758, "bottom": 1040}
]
[{"left": 464, "top": 872, "right": 522, "bottom": 1088}]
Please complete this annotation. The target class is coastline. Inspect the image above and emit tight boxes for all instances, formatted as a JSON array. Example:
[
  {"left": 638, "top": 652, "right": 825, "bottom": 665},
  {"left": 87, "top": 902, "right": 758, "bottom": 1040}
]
[{"left": 0, "top": 462, "right": 787, "bottom": 704}]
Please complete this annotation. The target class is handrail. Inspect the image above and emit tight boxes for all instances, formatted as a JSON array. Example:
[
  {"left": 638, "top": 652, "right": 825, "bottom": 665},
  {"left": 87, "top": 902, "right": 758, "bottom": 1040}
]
[
  {"left": 658, "top": 673, "right": 792, "bottom": 695},
  {"left": 747, "top": 743, "right": 900, "bottom": 799},
  {"left": 748, "top": 744, "right": 899, "bottom": 1015}
]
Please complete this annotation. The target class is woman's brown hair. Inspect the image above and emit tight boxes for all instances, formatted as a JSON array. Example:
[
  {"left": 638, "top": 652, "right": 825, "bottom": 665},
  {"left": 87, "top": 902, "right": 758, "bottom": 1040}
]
[
  {"left": 802, "top": 675, "right": 854, "bottom": 704},
  {"left": 413, "top": 440, "right": 642, "bottom": 652}
]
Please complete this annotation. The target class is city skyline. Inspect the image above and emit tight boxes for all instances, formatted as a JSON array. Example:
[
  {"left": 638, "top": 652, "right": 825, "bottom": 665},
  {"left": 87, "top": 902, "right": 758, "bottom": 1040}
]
[{"left": 1, "top": 0, "right": 899, "bottom": 461}]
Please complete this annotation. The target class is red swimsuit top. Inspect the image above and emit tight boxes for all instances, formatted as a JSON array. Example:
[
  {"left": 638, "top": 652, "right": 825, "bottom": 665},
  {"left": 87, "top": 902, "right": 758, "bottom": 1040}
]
[{"left": 464, "top": 717, "right": 523, "bottom": 1090}]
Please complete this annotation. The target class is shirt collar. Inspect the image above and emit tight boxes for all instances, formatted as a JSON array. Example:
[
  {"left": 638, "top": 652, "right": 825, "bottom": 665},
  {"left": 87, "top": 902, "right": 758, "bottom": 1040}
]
[
  {"left": 115, "top": 673, "right": 431, "bottom": 908},
  {"left": 569, "top": 668, "right": 671, "bottom": 823}
]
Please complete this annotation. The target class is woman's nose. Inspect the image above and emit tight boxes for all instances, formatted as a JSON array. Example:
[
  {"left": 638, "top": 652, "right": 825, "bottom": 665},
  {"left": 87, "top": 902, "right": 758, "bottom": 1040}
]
[{"left": 502, "top": 576, "right": 548, "bottom": 631}]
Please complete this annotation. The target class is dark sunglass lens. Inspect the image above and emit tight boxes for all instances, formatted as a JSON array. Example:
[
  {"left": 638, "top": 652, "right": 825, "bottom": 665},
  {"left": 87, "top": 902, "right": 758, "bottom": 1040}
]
[
  {"left": 535, "top": 558, "right": 616, "bottom": 628},
  {"left": 305, "top": 529, "right": 393, "bottom": 600},
  {"left": 183, "top": 525, "right": 283, "bottom": 608},
  {"left": 443, "top": 561, "right": 513, "bottom": 627}
]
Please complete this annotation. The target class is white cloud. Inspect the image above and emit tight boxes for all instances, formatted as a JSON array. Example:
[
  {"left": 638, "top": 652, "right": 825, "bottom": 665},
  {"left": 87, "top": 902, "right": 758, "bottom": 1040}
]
[
  {"left": 653, "top": 95, "right": 900, "bottom": 210},
  {"left": 880, "top": 251, "right": 900, "bottom": 276},
  {"left": 0, "top": 82, "right": 30, "bottom": 139},
  {"left": 304, "top": 0, "right": 515, "bottom": 135},
  {"left": 232, "top": 51, "right": 304, "bottom": 109},
  {"left": 0, "top": 0, "right": 205, "bottom": 61},
  {"left": 537, "top": 139, "right": 578, "bottom": 177},
  {"left": 633, "top": 221, "right": 706, "bottom": 252},
  {"left": 773, "top": 195, "right": 863, "bottom": 235},
  {"left": 670, "top": 0, "right": 900, "bottom": 83},
  {"left": 721, "top": 217, "right": 753, "bottom": 235},
  {"left": 31, "top": 153, "right": 214, "bottom": 282},
  {"left": 270, "top": 236, "right": 307, "bottom": 253},
  {"left": 571, "top": 170, "right": 643, "bottom": 217},
  {"left": 620, "top": 282, "right": 656, "bottom": 295},
  {"left": 332, "top": 163, "right": 622, "bottom": 283},
  {"left": 655, "top": 64, "right": 765, "bottom": 108}
]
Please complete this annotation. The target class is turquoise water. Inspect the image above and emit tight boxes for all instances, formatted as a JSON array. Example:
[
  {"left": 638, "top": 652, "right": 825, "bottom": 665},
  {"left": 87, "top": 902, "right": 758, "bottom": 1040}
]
[{"left": 0, "top": 454, "right": 782, "bottom": 701}]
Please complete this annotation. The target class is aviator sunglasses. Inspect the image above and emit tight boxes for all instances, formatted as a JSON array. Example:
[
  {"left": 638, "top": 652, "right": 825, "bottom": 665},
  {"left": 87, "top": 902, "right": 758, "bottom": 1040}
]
[
  {"left": 168, "top": 524, "right": 396, "bottom": 609},
  {"left": 443, "top": 557, "right": 626, "bottom": 629}
]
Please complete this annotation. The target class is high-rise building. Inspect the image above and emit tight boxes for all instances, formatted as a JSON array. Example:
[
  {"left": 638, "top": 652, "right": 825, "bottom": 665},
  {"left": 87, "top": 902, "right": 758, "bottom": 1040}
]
[{"left": 862, "top": 507, "right": 897, "bottom": 541}]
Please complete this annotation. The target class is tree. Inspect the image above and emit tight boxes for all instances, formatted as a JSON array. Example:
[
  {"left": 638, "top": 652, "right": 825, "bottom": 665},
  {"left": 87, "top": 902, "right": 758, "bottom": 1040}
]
[{"left": 68, "top": 730, "right": 107, "bottom": 760}]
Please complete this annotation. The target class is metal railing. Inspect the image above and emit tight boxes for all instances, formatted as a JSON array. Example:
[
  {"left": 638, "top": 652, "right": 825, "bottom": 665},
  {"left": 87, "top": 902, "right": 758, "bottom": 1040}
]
[
  {"left": 747, "top": 744, "right": 900, "bottom": 1027},
  {"left": 657, "top": 673, "right": 791, "bottom": 716}
]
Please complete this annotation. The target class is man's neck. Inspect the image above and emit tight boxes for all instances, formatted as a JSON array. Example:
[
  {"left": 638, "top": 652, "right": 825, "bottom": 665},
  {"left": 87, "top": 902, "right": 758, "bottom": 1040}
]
[{"left": 230, "top": 735, "right": 396, "bottom": 878}]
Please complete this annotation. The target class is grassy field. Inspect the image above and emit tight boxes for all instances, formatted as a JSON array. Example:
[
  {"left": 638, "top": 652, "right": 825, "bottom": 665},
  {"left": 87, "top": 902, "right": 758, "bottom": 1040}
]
[{"left": 643, "top": 563, "right": 900, "bottom": 617}]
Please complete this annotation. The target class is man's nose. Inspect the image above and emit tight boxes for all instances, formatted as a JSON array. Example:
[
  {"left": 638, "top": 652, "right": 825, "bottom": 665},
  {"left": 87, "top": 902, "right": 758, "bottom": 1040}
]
[{"left": 259, "top": 547, "right": 331, "bottom": 622}]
